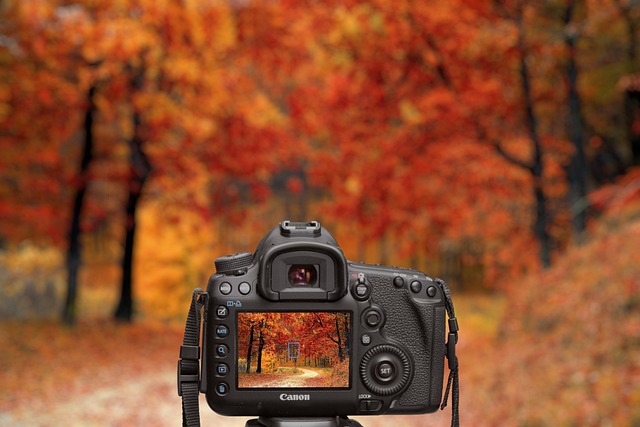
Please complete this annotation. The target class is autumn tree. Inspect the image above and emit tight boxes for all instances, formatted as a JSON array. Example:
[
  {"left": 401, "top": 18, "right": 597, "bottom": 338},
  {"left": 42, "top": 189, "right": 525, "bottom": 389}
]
[
  {"left": 1, "top": 0, "right": 295, "bottom": 322},
  {"left": 263, "top": 0, "right": 553, "bottom": 280}
]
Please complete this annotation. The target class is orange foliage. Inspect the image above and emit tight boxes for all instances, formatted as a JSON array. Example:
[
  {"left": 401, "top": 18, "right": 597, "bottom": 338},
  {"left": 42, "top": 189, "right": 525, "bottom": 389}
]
[{"left": 477, "top": 200, "right": 640, "bottom": 426}]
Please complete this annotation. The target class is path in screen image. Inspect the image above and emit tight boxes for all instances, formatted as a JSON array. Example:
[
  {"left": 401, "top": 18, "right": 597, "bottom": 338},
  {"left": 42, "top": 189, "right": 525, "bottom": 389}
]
[{"left": 239, "top": 367, "right": 340, "bottom": 388}]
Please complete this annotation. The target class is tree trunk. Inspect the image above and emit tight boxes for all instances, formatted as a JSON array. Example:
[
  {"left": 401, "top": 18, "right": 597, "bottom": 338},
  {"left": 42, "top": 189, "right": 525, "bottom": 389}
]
[
  {"left": 246, "top": 323, "right": 254, "bottom": 373},
  {"left": 114, "top": 72, "right": 151, "bottom": 322},
  {"left": 256, "top": 328, "right": 265, "bottom": 373},
  {"left": 495, "top": 7, "right": 552, "bottom": 267},
  {"left": 343, "top": 315, "right": 351, "bottom": 357},
  {"left": 335, "top": 314, "right": 344, "bottom": 362},
  {"left": 619, "top": 0, "right": 640, "bottom": 165},
  {"left": 564, "top": 0, "right": 589, "bottom": 239},
  {"left": 63, "top": 85, "right": 96, "bottom": 325}
]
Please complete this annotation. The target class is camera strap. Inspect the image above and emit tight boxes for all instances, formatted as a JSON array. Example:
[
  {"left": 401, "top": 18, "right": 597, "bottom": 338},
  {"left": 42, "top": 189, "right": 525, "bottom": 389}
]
[
  {"left": 435, "top": 278, "right": 460, "bottom": 427},
  {"left": 178, "top": 288, "right": 208, "bottom": 427}
]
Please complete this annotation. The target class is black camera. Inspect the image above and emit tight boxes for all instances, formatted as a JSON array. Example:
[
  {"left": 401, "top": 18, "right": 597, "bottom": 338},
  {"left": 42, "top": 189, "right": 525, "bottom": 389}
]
[{"left": 178, "top": 221, "right": 459, "bottom": 425}]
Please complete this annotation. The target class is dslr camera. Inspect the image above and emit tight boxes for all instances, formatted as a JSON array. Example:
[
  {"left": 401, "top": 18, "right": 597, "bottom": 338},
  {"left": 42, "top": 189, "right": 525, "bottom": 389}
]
[{"left": 178, "top": 221, "right": 459, "bottom": 425}]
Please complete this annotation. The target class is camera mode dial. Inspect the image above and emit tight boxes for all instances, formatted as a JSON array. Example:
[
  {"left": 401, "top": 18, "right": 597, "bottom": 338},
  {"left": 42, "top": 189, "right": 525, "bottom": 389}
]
[{"left": 215, "top": 252, "right": 253, "bottom": 275}]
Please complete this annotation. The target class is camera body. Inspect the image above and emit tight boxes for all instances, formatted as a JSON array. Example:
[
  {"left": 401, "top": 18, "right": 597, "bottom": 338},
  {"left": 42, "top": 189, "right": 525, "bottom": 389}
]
[{"left": 202, "top": 221, "right": 447, "bottom": 417}]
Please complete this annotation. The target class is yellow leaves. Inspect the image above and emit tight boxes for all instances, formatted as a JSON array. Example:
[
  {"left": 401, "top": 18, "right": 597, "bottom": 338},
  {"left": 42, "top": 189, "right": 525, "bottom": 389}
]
[
  {"left": 162, "top": 55, "right": 201, "bottom": 85},
  {"left": 328, "top": 4, "right": 385, "bottom": 45},
  {"left": 207, "top": 2, "right": 237, "bottom": 52},
  {"left": 399, "top": 99, "right": 423, "bottom": 125},
  {"left": 345, "top": 175, "right": 362, "bottom": 196},
  {"left": 336, "top": 7, "right": 362, "bottom": 38},
  {"left": 136, "top": 205, "right": 215, "bottom": 320},
  {"left": 0, "top": 244, "right": 63, "bottom": 318},
  {"left": 16, "top": 0, "right": 54, "bottom": 29},
  {"left": 244, "top": 92, "right": 288, "bottom": 128}
]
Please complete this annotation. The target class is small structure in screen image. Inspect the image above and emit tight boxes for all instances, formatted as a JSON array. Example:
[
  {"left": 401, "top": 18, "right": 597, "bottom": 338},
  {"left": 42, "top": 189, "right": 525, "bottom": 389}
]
[
  {"left": 288, "top": 341, "right": 301, "bottom": 367},
  {"left": 237, "top": 312, "right": 351, "bottom": 389}
]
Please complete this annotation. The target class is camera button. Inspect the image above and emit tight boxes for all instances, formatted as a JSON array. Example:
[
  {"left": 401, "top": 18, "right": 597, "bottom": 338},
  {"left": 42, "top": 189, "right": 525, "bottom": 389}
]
[
  {"left": 368, "top": 399, "right": 383, "bottom": 412},
  {"left": 361, "top": 334, "right": 372, "bottom": 345},
  {"left": 359, "top": 399, "right": 383, "bottom": 413},
  {"left": 216, "top": 363, "right": 229, "bottom": 376},
  {"left": 410, "top": 280, "right": 422, "bottom": 293},
  {"left": 239, "top": 282, "right": 251, "bottom": 295},
  {"left": 353, "top": 282, "right": 371, "bottom": 301},
  {"left": 393, "top": 276, "right": 404, "bottom": 288},
  {"left": 216, "top": 344, "right": 229, "bottom": 357},
  {"left": 365, "top": 311, "right": 381, "bottom": 328},
  {"left": 216, "top": 382, "right": 229, "bottom": 396},
  {"left": 216, "top": 306, "right": 229, "bottom": 318},
  {"left": 427, "top": 285, "right": 437, "bottom": 297},
  {"left": 219, "top": 282, "right": 232, "bottom": 295},
  {"left": 215, "top": 325, "right": 229, "bottom": 338},
  {"left": 375, "top": 361, "right": 395, "bottom": 381}
]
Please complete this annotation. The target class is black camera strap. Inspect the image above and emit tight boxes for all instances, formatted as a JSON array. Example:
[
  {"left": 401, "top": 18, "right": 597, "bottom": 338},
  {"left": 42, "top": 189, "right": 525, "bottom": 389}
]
[
  {"left": 178, "top": 288, "right": 207, "bottom": 427},
  {"left": 435, "top": 278, "right": 460, "bottom": 427}
]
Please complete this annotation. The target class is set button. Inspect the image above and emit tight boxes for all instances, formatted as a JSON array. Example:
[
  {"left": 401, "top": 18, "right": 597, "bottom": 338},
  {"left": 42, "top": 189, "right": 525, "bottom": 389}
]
[{"left": 375, "top": 361, "right": 395, "bottom": 381}]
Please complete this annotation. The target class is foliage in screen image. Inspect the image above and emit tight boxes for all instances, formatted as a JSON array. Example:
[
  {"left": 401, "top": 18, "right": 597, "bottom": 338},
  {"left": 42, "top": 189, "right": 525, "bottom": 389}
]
[{"left": 237, "top": 312, "right": 351, "bottom": 389}]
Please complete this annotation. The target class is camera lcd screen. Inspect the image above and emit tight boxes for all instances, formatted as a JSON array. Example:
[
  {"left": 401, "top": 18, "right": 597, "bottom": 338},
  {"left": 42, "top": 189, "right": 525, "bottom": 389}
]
[{"left": 237, "top": 312, "right": 351, "bottom": 389}]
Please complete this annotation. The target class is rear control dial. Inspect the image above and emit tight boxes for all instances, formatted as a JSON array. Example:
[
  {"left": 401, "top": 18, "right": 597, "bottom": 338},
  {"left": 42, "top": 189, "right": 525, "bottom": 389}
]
[{"left": 360, "top": 345, "right": 411, "bottom": 396}]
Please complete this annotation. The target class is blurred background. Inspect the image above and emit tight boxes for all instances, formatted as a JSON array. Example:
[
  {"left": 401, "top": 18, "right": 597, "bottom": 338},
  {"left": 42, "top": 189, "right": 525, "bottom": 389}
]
[{"left": 1, "top": 0, "right": 639, "bottom": 426}]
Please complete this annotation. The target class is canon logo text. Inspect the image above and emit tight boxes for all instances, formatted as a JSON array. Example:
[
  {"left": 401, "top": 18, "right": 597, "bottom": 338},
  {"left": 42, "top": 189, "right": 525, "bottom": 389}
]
[{"left": 279, "top": 393, "right": 311, "bottom": 401}]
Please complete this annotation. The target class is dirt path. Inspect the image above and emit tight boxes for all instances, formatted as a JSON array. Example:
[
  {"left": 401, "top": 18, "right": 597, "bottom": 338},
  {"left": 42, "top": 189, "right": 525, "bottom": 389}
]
[
  {"left": 0, "top": 320, "right": 453, "bottom": 427},
  {"left": 2, "top": 366, "right": 451, "bottom": 427},
  {"left": 257, "top": 367, "right": 321, "bottom": 388},
  {"left": 1, "top": 366, "right": 251, "bottom": 427}
]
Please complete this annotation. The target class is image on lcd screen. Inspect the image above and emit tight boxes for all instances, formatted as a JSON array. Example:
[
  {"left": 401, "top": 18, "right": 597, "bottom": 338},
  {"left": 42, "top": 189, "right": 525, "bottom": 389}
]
[{"left": 237, "top": 312, "right": 351, "bottom": 389}]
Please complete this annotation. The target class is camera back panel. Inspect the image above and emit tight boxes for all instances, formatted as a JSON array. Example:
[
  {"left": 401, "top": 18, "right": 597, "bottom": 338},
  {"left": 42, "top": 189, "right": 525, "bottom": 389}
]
[{"left": 203, "top": 258, "right": 446, "bottom": 417}]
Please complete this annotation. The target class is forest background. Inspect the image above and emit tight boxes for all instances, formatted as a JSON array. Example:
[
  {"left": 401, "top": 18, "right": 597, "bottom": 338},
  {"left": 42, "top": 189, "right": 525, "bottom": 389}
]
[{"left": 1, "top": 0, "right": 639, "bottom": 425}]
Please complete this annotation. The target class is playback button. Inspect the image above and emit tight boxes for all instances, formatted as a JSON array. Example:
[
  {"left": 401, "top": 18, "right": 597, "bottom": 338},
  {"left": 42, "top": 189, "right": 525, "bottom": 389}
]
[{"left": 216, "top": 363, "right": 229, "bottom": 376}]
